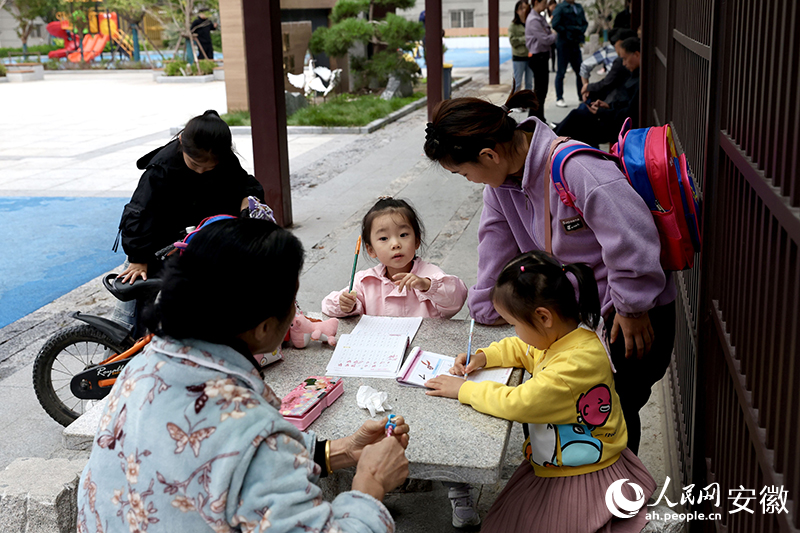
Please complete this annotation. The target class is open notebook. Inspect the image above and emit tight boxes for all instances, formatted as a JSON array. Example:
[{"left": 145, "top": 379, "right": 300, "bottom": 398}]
[
  {"left": 325, "top": 316, "right": 423, "bottom": 378},
  {"left": 396, "top": 347, "right": 514, "bottom": 388}
]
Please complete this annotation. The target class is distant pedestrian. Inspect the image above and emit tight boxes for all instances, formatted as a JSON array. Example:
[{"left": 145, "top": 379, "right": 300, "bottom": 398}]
[
  {"left": 613, "top": 0, "right": 632, "bottom": 29},
  {"left": 551, "top": 0, "right": 588, "bottom": 107},
  {"left": 525, "top": 0, "right": 556, "bottom": 121},
  {"left": 546, "top": 0, "right": 558, "bottom": 71},
  {"left": 191, "top": 7, "right": 217, "bottom": 60},
  {"left": 509, "top": 1, "right": 533, "bottom": 92}
]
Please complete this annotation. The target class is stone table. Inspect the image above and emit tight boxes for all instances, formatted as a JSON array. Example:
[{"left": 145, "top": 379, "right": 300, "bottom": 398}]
[
  {"left": 64, "top": 317, "right": 522, "bottom": 485},
  {"left": 267, "top": 317, "right": 521, "bottom": 485}
]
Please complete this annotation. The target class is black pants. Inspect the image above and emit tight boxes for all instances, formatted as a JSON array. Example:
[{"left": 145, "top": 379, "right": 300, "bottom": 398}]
[
  {"left": 555, "top": 38, "right": 583, "bottom": 100},
  {"left": 554, "top": 103, "right": 619, "bottom": 147},
  {"left": 605, "top": 301, "right": 677, "bottom": 455},
  {"left": 528, "top": 52, "right": 550, "bottom": 122}
]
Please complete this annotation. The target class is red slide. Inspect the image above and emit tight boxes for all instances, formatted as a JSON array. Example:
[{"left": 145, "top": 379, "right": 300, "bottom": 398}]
[{"left": 47, "top": 21, "right": 80, "bottom": 59}]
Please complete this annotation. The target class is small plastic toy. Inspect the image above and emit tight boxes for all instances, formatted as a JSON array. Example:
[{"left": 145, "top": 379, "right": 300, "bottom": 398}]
[
  {"left": 288, "top": 310, "right": 339, "bottom": 348},
  {"left": 385, "top": 414, "right": 397, "bottom": 437}
]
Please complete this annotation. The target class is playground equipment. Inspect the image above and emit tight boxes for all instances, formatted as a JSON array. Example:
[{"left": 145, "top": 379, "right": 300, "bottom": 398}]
[{"left": 46, "top": 12, "right": 133, "bottom": 62}]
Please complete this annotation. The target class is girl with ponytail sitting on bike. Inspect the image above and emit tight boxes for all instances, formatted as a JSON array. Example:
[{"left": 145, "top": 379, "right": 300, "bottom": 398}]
[
  {"left": 113, "top": 110, "right": 264, "bottom": 335},
  {"left": 79, "top": 218, "right": 411, "bottom": 533}
]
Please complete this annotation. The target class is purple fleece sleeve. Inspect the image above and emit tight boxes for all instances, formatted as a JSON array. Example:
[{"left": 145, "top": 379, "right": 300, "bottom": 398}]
[
  {"left": 576, "top": 159, "right": 667, "bottom": 316},
  {"left": 468, "top": 188, "right": 522, "bottom": 324}
]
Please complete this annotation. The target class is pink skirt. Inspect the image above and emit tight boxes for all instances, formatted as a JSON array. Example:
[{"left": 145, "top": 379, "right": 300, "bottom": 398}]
[{"left": 482, "top": 449, "right": 656, "bottom": 533}]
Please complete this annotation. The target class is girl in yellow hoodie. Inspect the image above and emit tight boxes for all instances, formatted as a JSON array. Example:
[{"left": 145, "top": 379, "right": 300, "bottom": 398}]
[{"left": 426, "top": 251, "right": 656, "bottom": 532}]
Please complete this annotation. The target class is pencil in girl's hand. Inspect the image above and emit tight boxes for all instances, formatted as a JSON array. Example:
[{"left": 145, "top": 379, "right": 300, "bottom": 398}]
[
  {"left": 349, "top": 236, "right": 361, "bottom": 292},
  {"left": 464, "top": 318, "right": 475, "bottom": 378}
]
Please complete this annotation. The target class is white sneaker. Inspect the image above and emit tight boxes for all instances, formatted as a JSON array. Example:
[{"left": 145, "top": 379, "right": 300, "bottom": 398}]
[
  {"left": 556, "top": 99, "right": 568, "bottom": 108},
  {"left": 448, "top": 485, "right": 481, "bottom": 528}
]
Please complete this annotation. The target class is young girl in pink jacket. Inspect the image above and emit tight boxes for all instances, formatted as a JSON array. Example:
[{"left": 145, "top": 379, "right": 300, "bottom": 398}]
[
  {"left": 322, "top": 198, "right": 478, "bottom": 527},
  {"left": 322, "top": 198, "right": 468, "bottom": 319}
]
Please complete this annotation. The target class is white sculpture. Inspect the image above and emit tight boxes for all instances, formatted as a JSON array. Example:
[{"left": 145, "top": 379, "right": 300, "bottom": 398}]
[{"left": 288, "top": 58, "right": 342, "bottom": 98}]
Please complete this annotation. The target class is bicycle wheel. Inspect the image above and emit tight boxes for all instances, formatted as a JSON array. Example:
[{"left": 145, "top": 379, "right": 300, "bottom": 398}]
[{"left": 32, "top": 324, "right": 129, "bottom": 426}]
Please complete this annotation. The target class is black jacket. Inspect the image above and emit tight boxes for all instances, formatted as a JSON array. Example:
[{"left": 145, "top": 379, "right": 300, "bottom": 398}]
[
  {"left": 586, "top": 56, "right": 631, "bottom": 103},
  {"left": 191, "top": 17, "right": 214, "bottom": 47},
  {"left": 115, "top": 140, "right": 264, "bottom": 265},
  {"left": 551, "top": 2, "right": 588, "bottom": 44}
]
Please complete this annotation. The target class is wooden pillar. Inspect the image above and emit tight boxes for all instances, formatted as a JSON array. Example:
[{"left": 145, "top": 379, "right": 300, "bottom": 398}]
[
  {"left": 219, "top": 0, "right": 248, "bottom": 111},
  {"left": 241, "top": 0, "right": 293, "bottom": 226},
  {"left": 488, "top": 0, "right": 499, "bottom": 84},
  {"left": 425, "top": 0, "right": 443, "bottom": 120}
]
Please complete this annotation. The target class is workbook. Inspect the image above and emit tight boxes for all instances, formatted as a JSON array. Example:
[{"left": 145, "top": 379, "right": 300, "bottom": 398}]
[
  {"left": 396, "top": 347, "right": 514, "bottom": 388},
  {"left": 325, "top": 316, "right": 423, "bottom": 378}
]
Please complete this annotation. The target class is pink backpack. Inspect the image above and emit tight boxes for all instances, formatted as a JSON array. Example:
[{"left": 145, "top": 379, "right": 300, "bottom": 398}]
[{"left": 546, "top": 119, "right": 702, "bottom": 271}]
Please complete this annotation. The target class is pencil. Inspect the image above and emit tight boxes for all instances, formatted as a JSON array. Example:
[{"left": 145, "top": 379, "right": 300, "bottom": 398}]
[
  {"left": 464, "top": 318, "right": 475, "bottom": 378},
  {"left": 349, "top": 236, "right": 361, "bottom": 292}
]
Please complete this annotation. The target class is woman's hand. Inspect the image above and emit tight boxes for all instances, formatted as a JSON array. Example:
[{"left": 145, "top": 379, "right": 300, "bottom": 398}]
[
  {"left": 392, "top": 273, "right": 431, "bottom": 293},
  {"left": 424, "top": 375, "right": 466, "bottom": 399},
  {"left": 119, "top": 262, "right": 148, "bottom": 284},
  {"left": 352, "top": 437, "right": 409, "bottom": 501},
  {"left": 610, "top": 312, "right": 655, "bottom": 359},
  {"left": 339, "top": 290, "right": 357, "bottom": 314},
  {"left": 345, "top": 415, "right": 409, "bottom": 465},
  {"left": 449, "top": 351, "right": 487, "bottom": 376}
]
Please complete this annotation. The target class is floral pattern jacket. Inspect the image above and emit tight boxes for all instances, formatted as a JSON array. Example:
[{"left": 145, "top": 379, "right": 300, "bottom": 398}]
[{"left": 77, "top": 336, "right": 395, "bottom": 533}]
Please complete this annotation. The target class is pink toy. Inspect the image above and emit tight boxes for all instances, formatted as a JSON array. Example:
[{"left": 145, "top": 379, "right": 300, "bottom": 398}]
[{"left": 288, "top": 311, "right": 339, "bottom": 348}]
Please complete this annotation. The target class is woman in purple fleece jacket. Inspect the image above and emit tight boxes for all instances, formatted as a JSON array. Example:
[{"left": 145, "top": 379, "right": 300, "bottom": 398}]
[{"left": 423, "top": 91, "right": 676, "bottom": 453}]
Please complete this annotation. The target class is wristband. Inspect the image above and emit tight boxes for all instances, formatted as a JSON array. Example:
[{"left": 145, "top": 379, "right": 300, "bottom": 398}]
[{"left": 325, "top": 440, "right": 333, "bottom": 475}]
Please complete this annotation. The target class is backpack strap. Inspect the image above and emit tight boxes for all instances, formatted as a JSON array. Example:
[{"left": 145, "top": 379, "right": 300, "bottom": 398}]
[
  {"left": 545, "top": 138, "right": 614, "bottom": 253},
  {"left": 544, "top": 137, "right": 571, "bottom": 254}
]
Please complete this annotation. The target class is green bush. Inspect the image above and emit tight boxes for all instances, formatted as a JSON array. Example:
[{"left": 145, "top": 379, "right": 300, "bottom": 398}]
[
  {"left": 212, "top": 32, "right": 222, "bottom": 52},
  {"left": 0, "top": 43, "right": 60, "bottom": 56},
  {"left": 164, "top": 59, "right": 189, "bottom": 76},
  {"left": 165, "top": 59, "right": 214, "bottom": 76},
  {"left": 0, "top": 63, "right": 6, "bottom": 77},
  {"left": 221, "top": 110, "right": 251, "bottom": 127},
  {"left": 197, "top": 59, "right": 215, "bottom": 75}
]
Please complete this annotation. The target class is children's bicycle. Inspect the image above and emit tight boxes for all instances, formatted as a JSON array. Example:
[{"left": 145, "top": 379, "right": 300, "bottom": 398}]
[{"left": 32, "top": 274, "right": 161, "bottom": 426}]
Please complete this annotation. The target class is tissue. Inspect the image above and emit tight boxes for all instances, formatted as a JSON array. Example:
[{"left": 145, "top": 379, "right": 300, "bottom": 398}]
[{"left": 356, "top": 385, "right": 392, "bottom": 417}]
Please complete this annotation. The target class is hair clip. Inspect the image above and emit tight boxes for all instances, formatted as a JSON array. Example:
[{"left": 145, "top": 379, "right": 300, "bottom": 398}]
[
  {"left": 520, "top": 265, "right": 525, "bottom": 272},
  {"left": 500, "top": 104, "right": 510, "bottom": 113},
  {"left": 378, "top": 195, "right": 393, "bottom": 200},
  {"left": 561, "top": 264, "right": 566, "bottom": 271}
]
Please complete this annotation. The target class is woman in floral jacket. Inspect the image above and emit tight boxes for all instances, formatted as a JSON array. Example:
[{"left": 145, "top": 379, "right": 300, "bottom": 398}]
[{"left": 77, "top": 218, "right": 410, "bottom": 533}]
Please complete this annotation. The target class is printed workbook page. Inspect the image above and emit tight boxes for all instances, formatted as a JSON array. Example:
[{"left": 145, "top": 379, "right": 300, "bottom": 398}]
[
  {"left": 350, "top": 315, "right": 423, "bottom": 340},
  {"left": 397, "top": 347, "right": 514, "bottom": 388},
  {"left": 325, "top": 333, "right": 410, "bottom": 378}
]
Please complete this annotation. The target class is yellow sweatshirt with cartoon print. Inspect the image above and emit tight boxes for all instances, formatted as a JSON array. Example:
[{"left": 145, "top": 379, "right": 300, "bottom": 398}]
[{"left": 457, "top": 327, "right": 627, "bottom": 477}]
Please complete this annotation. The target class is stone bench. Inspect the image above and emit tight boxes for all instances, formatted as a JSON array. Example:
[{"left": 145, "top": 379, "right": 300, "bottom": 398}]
[
  {"left": 7, "top": 63, "right": 44, "bottom": 81},
  {"left": 0, "top": 457, "right": 87, "bottom": 533}
]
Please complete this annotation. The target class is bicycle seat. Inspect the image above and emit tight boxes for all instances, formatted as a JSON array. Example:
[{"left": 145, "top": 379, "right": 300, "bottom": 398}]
[{"left": 103, "top": 273, "right": 162, "bottom": 302}]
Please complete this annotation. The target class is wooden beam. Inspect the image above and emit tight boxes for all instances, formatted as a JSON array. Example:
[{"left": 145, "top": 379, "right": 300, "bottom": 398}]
[
  {"left": 426, "top": 0, "right": 443, "bottom": 120},
  {"left": 241, "top": 0, "right": 293, "bottom": 226},
  {"left": 488, "top": 0, "right": 499, "bottom": 84}
]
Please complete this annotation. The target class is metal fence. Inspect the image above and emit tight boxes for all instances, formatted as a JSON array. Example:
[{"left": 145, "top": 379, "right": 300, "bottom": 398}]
[{"left": 641, "top": 0, "right": 800, "bottom": 531}]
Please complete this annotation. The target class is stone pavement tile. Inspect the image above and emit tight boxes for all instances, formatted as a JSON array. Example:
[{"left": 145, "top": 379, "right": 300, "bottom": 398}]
[
  {"left": 9, "top": 157, "right": 77, "bottom": 169},
  {"left": 0, "top": 177, "right": 77, "bottom": 193},
  {"left": 49, "top": 176, "right": 134, "bottom": 192}
]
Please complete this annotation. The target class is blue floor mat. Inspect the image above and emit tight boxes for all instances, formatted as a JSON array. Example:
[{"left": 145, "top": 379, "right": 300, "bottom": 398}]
[
  {"left": 0, "top": 197, "right": 129, "bottom": 328},
  {"left": 416, "top": 48, "right": 513, "bottom": 69}
]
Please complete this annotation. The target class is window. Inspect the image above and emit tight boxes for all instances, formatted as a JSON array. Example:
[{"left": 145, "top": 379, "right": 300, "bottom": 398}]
[{"left": 450, "top": 10, "right": 474, "bottom": 28}]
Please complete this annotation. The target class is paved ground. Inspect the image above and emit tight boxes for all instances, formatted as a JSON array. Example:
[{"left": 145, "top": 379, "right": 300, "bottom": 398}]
[{"left": 0, "top": 63, "right": 674, "bottom": 532}]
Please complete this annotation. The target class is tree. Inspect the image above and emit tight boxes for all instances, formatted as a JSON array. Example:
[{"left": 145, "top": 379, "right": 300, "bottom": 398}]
[
  {"left": 309, "top": 0, "right": 423, "bottom": 90},
  {"left": 151, "top": 0, "right": 219, "bottom": 66},
  {"left": 3, "top": 0, "right": 58, "bottom": 59},
  {"left": 587, "top": 0, "right": 624, "bottom": 35}
]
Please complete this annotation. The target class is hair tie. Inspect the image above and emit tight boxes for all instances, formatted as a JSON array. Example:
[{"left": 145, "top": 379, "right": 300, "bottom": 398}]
[
  {"left": 500, "top": 104, "right": 510, "bottom": 113},
  {"left": 520, "top": 266, "right": 525, "bottom": 272},
  {"left": 378, "top": 195, "right": 393, "bottom": 200},
  {"left": 561, "top": 264, "right": 566, "bottom": 272}
]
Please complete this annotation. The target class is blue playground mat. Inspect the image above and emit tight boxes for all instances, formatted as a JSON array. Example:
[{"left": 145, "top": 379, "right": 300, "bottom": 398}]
[
  {"left": 416, "top": 47, "right": 512, "bottom": 69},
  {"left": 0, "top": 197, "right": 128, "bottom": 329}
]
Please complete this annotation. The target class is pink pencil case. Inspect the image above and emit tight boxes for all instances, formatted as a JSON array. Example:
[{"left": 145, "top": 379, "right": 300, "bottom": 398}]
[{"left": 279, "top": 376, "right": 344, "bottom": 431}]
